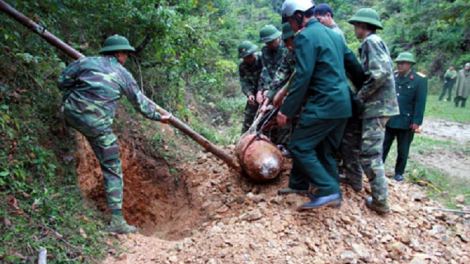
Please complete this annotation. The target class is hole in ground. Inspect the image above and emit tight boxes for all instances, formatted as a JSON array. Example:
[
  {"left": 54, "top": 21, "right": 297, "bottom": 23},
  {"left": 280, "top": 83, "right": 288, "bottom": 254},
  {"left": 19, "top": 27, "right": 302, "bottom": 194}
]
[{"left": 74, "top": 133, "right": 208, "bottom": 240}]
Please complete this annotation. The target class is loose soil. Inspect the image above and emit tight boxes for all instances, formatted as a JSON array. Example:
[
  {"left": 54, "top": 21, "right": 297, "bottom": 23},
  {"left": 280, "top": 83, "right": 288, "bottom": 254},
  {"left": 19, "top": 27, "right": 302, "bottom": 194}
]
[{"left": 73, "top": 115, "right": 469, "bottom": 264}]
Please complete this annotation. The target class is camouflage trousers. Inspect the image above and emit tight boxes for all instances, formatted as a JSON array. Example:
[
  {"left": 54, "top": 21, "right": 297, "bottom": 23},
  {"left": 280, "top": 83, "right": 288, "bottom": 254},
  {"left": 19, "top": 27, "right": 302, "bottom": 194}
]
[
  {"left": 241, "top": 101, "right": 259, "bottom": 134},
  {"left": 63, "top": 101, "right": 123, "bottom": 210},
  {"left": 341, "top": 116, "right": 390, "bottom": 203}
]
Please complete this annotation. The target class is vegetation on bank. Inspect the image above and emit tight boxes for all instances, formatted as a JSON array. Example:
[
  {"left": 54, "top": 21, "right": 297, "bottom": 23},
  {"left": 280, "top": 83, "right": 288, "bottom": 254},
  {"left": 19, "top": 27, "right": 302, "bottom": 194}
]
[{"left": 1, "top": 0, "right": 469, "bottom": 262}]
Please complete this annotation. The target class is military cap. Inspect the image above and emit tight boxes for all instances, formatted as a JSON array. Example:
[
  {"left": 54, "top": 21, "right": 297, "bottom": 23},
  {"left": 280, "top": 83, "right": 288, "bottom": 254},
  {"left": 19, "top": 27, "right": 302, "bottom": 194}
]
[
  {"left": 100, "top": 35, "right": 135, "bottom": 54},
  {"left": 394, "top": 52, "right": 416, "bottom": 64},
  {"left": 348, "top": 8, "right": 383, "bottom": 29},
  {"left": 282, "top": 23, "right": 296, "bottom": 40},
  {"left": 259, "top": 25, "right": 282, "bottom": 43},
  {"left": 238, "top": 40, "right": 258, "bottom": 58}
]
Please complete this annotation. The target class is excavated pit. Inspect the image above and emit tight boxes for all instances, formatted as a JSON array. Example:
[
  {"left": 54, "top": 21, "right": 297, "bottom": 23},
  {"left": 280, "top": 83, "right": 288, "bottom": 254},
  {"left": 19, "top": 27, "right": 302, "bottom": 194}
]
[{"left": 74, "top": 133, "right": 210, "bottom": 240}]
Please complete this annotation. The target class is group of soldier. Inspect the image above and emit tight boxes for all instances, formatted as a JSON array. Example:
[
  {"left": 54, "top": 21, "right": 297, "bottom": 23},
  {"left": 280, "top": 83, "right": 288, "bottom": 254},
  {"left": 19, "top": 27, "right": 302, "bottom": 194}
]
[{"left": 237, "top": 0, "right": 430, "bottom": 214}]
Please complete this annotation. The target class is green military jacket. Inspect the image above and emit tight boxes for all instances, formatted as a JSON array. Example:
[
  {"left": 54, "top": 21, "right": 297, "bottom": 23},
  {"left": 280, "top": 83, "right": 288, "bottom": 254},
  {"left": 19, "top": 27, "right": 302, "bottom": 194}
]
[
  {"left": 280, "top": 18, "right": 363, "bottom": 119},
  {"left": 259, "top": 41, "right": 288, "bottom": 92},
  {"left": 444, "top": 68, "right": 457, "bottom": 83},
  {"left": 57, "top": 56, "right": 161, "bottom": 132},
  {"left": 267, "top": 50, "right": 296, "bottom": 100},
  {"left": 357, "top": 33, "right": 399, "bottom": 118},
  {"left": 387, "top": 69, "right": 427, "bottom": 130},
  {"left": 238, "top": 51, "right": 263, "bottom": 97}
]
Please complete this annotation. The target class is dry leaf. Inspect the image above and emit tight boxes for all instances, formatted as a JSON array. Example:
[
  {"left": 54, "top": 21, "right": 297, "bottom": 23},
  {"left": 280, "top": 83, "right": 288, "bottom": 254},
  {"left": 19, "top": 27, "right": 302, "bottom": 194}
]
[
  {"left": 8, "top": 196, "right": 20, "bottom": 210},
  {"left": 1, "top": 217, "right": 12, "bottom": 227},
  {"left": 79, "top": 228, "right": 88, "bottom": 240}
]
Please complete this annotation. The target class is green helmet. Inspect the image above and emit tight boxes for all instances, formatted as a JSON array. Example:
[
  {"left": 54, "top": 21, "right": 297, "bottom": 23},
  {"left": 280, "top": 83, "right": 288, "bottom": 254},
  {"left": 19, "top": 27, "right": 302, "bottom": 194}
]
[
  {"left": 394, "top": 52, "right": 416, "bottom": 64},
  {"left": 99, "top": 35, "right": 135, "bottom": 54},
  {"left": 259, "top": 25, "right": 282, "bottom": 43},
  {"left": 348, "top": 8, "right": 383, "bottom": 30},
  {"left": 238, "top": 40, "right": 258, "bottom": 58},
  {"left": 282, "top": 23, "right": 295, "bottom": 40}
]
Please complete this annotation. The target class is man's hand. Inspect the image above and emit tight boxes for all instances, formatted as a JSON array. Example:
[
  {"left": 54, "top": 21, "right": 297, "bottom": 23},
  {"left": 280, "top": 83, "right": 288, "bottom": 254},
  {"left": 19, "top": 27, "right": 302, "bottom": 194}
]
[
  {"left": 259, "top": 99, "right": 271, "bottom": 115},
  {"left": 276, "top": 111, "right": 288, "bottom": 127},
  {"left": 273, "top": 90, "right": 287, "bottom": 107},
  {"left": 248, "top": 94, "right": 255, "bottom": 105},
  {"left": 256, "top": 90, "right": 264, "bottom": 104},
  {"left": 410, "top": 124, "right": 420, "bottom": 132},
  {"left": 159, "top": 114, "right": 172, "bottom": 124}
]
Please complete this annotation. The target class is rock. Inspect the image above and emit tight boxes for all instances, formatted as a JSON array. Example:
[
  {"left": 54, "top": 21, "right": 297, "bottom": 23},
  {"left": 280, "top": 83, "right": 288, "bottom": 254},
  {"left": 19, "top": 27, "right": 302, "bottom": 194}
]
[
  {"left": 386, "top": 242, "right": 409, "bottom": 260},
  {"left": 455, "top": 194, "right": 466, "bottom": 203},
  {"left": 246, "top": 192, "right": 265, "bottom": 203},
  {"left": 456, "top": 232, "right": 469, "bottom": 243},
  {"left": 351, "top": 243, "right": 370, "bottom": 262},
  {"left": 239, "top": 209, "right": 263, "bottom": 222},
  {"left": 341, "top": 215, "right": 353, "bottom": 225},
  {"left": 206, "top": 258, "right": 218, "bottom": 264},
  {"left": 168, "top": 255, "right": 178, "bottom": 263},
  {"left": 380, "top": 234, "right": 393, "bottom": 243},
  {"left": 409, "top": 253, "right": 430, "bottom": 264},
  {"left": 391, "top": 204, "right": 406, "bottom": 215},
  {"left": 340, "top": 250, "right": 357, "bottom": 263}
]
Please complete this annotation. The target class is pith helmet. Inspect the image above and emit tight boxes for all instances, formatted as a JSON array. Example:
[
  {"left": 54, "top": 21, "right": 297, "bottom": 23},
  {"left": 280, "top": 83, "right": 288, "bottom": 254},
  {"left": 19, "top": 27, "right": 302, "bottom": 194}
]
[
  {"left": 99, "top": 35, "right": 135, "bottom": 54},
  {"left": 348, "top": 8, "right": 383, "bottom": 29},
  {"left": 259, "top": 25, "right": 282, "bottom": 43},
  {"left": 282, "top": 23, "right": 295, "bottom": 40},
  {"left": 281, "top": 0, "right": 315, "bottom": 18},
  {"left": 238, "top": 40, "right": 258, "bottom": 58},
  {"left": 394, "top": 52, "right": 416, "bottom": 64}
]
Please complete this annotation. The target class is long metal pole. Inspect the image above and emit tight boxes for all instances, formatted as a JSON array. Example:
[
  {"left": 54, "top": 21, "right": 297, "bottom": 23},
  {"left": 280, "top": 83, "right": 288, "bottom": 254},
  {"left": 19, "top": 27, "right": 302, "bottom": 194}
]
[{"left": 0, "top": 0, "right": 242, "bottom": 172}]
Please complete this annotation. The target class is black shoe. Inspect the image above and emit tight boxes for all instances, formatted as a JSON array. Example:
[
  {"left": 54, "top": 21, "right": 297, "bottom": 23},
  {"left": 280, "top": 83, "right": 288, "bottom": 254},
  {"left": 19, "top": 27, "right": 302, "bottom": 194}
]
[
  {"left": 298, "top": 193, "right": 342, "bottom": 210},
  {"left": 394, "top": 174, "right": 404, "bottom": 181}
]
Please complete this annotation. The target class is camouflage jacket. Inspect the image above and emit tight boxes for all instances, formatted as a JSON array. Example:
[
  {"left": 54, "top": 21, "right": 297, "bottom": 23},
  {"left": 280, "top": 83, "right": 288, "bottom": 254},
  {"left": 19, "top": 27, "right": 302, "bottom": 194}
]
[
  {"left": 357, "top": 33, "right": 399, "bottom": 118},
  {"left": 259, "top": 41, "right": 288, "bottom": 92},
  {"left": 238, "top": 51, "right": 263, "bottom": 96},
  {"left": 267, "top": 51, "right": 296, "bottom": 100},
  {"left": 57, "top": 56, "right": 161, "bottom": 131}
]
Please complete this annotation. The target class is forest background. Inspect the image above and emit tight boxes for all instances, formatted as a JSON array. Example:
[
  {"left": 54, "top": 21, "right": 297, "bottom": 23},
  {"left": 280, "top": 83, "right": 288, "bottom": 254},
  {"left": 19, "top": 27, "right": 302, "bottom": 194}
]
[{"left": 0, "top": 0, "right": 469, "bottom": 262}]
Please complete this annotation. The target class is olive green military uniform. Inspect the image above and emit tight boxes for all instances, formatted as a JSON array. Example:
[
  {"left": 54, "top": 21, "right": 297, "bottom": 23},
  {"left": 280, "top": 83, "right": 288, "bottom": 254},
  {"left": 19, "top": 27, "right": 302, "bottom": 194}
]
[
  {"left": 383, "top": 67, "right": 427, "bottom": 176},
  {"left": 281, "top": 18, "right": 363, "bottom": 196},
  {"left": 439, "top": 68, "right": 457, "bottom": 101}
]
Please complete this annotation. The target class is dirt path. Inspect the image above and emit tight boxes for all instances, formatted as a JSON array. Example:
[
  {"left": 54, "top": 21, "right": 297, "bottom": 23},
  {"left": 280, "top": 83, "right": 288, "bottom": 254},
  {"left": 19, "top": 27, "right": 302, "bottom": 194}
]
[{"left": 411, "top": 117, "right": 470, "bottom": 180}]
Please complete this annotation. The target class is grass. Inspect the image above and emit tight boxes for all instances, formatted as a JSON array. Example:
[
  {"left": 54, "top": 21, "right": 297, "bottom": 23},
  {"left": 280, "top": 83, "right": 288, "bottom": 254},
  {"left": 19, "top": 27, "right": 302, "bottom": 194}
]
[{"left": 384, "top": 94, "right": 470, "bottom": 208}]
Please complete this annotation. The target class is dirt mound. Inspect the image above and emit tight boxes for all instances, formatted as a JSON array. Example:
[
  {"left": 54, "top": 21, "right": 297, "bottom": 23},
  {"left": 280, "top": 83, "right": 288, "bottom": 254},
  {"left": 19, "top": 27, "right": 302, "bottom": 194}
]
[{"left": 92, "top": 144, "right": 470, "bottom": 264}]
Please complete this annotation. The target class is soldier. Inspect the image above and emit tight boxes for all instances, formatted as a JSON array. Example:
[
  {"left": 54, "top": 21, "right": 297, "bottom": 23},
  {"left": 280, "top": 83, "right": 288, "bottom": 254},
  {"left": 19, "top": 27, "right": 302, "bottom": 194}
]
[
  {"left": 258, "top": 25, "right": 288, "bottom": 105},
  {"left": 341, "top": 8, "right": 399, "bottom": 214},
  {"left": 278, "top": 0, "right": 364, "bottom": 209},
  {"left": 438, "top": 65, "right": 457, "bottom": 101},
  {"left": 383, "top": 52, "right": 427, "bottom": 182},
  {"left": 259, "top": 23, "right": 297, "bottom": 156},
  {"left": 313, "top": 3, "right": 347, "bottom": 43},
  {"left": 454, "top": 63, "right": 470, "bottom": 108},
  {"left": 238, "top": 40, "right": 263, "bottom": 133},
  {"left": 57, "top": 35, "right": 171, "bottom": 234}
]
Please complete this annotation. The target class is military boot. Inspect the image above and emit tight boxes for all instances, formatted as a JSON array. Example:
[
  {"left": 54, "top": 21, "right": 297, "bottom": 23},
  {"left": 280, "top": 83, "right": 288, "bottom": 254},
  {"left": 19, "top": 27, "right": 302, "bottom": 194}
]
[
  {"left": 365, "top": 197, "right": 390, "bottom": 214},
  {"left": 339, "top": 176, "right": 362, "bottom": 192},
  {"left": 106, "top": 215, "right": 137, "bottom": 234}
]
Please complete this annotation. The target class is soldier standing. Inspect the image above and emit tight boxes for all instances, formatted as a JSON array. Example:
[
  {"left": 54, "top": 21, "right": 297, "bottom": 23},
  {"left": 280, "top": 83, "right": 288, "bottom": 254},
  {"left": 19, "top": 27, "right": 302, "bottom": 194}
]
[
  {"left": 454, "top": 63, "right": 470, "bottom": 108},
  {"left": 438, "top": 65, "right": 457, "bottom": 101},
  {"left": 313, "top": 3, "right": 347, "bottom": 43},
  {"left": 341, "top": 8, "right": 399, "bottom": 214},
  {"left": 258, "top": 25, "right": 288, "bottom": 104},
  {"left": 238, "top": 40, "right": 263, "bottom": 133},
  {"left": 278, "top": 0, "right": 364, "bottom": 209},
  {"left": 382, "top": 52, "right": 427, "bottom": 182},
  {"left": 57, "top": 35, "right": 171, "bottom": 233}
]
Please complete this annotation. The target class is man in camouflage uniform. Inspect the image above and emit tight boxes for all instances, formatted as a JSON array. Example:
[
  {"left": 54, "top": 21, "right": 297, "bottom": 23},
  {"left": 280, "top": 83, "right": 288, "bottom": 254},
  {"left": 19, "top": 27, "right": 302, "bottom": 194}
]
[
  {"left": 383, "top": 52, "right": 427, "bottom": 182},
  {"left": 238, "top": 40, "right": 262, "bottom": 133},
  {"left": 313, "top": 3, "right": 347, "bottom": 43},
  {"left": 259, "top": 23, "right": 297, "bottom": 154},
  {"left": 57, "top": 35, "right": 171, "bottom": 233},
  {"left": 342, "top": 8, "right": 399, "bottom": 214},
  {"left": 258, "top": 25, "right": 288, "bottom": 104}
]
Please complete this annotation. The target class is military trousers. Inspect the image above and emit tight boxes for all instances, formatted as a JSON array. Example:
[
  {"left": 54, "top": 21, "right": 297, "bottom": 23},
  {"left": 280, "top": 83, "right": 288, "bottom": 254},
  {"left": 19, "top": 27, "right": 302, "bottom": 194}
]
[
  {"left": 438, "top": 82, "right": 454, "bottom": 101},
  {"left": 63, "top": 101, "right": 124, "bottom": 210},
  {"left": 382, "top": 127, "right": 414, "bottom": 175},
  {"left": 341, "top": 116, "right": 390, "bottom": 203},
  {"left": 241, "top": 101, "right": 259, "bottom": 134},
  {"left": 287, "top": 116, "right": 347, "bottom": 197}
]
